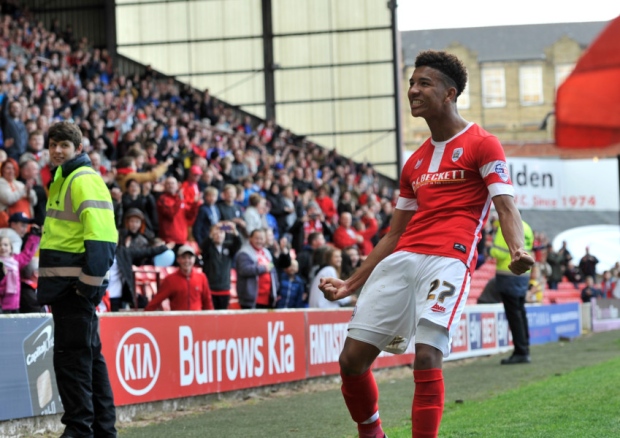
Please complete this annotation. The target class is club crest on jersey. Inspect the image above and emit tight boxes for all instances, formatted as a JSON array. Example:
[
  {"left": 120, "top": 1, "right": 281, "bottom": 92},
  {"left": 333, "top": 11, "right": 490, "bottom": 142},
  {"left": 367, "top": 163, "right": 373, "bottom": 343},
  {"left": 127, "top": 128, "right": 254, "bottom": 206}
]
[
  {"left": 451, "top": 148, "right": 463, "bottom": 162},
  {"left": 494, "top": 162, "right": 509, "bottom": 182},
  {"left": 414, "top": 159, "right": 423, "bottom": 169}
]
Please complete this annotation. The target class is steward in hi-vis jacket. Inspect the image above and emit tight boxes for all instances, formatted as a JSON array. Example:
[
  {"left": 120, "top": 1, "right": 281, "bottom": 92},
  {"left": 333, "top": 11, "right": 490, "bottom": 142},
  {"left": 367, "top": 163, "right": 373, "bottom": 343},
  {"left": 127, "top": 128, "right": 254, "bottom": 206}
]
[
  {"left": 38, "top": 151, "right": 117, "bottom": 304},
  {"left": 37, "top": 121, "right": 118, "bottom": 438},
  {"left": 491, "top": 219, "right": 534, "bottom": 365}
]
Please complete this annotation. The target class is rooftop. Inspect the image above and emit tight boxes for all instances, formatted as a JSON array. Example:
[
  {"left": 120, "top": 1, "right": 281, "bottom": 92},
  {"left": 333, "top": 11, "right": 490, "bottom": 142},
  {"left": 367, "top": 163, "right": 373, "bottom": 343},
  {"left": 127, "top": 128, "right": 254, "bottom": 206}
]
[{"left": 401, "top": 21, "right": 609, "bottom": 64}]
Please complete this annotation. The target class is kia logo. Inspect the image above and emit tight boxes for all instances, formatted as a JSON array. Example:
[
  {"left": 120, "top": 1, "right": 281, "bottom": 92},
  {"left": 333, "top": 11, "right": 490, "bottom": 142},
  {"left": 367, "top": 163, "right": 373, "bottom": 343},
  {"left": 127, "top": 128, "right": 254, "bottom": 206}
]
[{"left": 115, "top": 327, "right": 161, "bottom": 396}]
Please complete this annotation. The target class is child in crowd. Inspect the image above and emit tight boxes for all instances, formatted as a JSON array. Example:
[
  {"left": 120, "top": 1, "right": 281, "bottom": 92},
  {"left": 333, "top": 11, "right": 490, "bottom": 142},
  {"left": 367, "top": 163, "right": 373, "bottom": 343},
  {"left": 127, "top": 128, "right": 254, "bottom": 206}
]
[
  {"left": 276, "top": 259, "right": 305, "bottom": 309},
  {"left": 26, "top": 130, "right": 49, "bottom": 167},
  {"left": 0, "top": 232, "right": 40, "bottom": 313}
]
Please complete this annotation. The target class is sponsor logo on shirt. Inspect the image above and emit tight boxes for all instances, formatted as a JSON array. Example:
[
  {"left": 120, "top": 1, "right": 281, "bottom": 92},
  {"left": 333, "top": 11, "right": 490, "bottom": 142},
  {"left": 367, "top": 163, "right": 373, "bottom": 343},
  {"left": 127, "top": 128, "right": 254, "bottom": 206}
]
[
  {"left": 431, "top": 303, "right": 446, "bottom": 313},
  {"left": 411, "top": 170, "right": 467, "bottom": 192},
  {"left": 414, "top": 159, "right": 423, "bottom": 169},
  {"left": 494, "top": 162, "right": 509, "bottom": 182}
]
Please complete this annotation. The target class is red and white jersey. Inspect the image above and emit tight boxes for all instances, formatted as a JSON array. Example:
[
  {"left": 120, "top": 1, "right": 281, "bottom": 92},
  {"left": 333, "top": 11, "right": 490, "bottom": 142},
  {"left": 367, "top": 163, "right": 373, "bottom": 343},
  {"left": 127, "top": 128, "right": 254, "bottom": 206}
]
[{"left": 395, "top": 123, "right": 514, "bottom": 268}]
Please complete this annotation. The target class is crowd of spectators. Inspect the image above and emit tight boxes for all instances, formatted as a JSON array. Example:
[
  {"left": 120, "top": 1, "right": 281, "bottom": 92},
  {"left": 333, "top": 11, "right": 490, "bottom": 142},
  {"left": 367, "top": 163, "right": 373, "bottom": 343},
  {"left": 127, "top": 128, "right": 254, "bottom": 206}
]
[
  {"left": 0, "top": 3, "right": 397, "bottom": 312},
  {"left": 477, "top": 217, "right": 620, "bottom": 304},
  {"left": 0, "top": 2, "right": 617, "bottom": 313}
]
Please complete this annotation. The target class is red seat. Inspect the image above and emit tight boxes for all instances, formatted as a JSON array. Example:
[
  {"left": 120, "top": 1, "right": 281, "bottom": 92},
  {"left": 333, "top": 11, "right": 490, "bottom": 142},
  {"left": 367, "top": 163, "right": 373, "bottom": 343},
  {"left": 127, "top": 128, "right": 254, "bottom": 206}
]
[
  {"left": 143, "top": 282, "right": 157, "bottom": 301},
  {"left": 133, "top": 266, "right": 160, "bottom": 303},
  {"left": 553, "top": 297, "right": 581, "bottom": 304},
  {"left": 558, "top": 281, "right": 585, "bottom": 291},
  {"left": 546, "top": 290, "right": 581, "bottom": 299},
  {"left": 156, "top": 266, "right": 177, "bottom": 279},
  {"left": 546, "top": 287, "right": 581, "bottom": 304}
]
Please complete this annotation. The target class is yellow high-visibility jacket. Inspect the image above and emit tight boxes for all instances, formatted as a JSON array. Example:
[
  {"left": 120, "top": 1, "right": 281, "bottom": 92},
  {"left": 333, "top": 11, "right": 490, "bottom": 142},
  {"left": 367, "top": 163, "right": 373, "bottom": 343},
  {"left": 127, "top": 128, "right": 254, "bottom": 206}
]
[
  {"left": 38, "top": 153, "right": 117, "bottom": 304},
  {"left": 490, "top": 220, "right": 534, "bottom": 275}
]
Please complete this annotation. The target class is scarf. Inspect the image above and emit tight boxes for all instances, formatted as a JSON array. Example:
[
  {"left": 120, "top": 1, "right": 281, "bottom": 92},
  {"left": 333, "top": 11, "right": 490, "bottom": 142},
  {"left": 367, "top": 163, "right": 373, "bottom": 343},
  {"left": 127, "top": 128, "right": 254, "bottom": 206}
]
[{"left": 0, "top": 255, "right": 19, "bottom": 294}]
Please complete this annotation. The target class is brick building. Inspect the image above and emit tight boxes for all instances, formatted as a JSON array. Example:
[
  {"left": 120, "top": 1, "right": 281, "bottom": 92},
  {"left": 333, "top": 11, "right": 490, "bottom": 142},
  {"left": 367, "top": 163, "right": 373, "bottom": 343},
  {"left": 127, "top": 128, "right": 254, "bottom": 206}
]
[{"left": 400, "top": 21, "right": 615, "bottom": 157}]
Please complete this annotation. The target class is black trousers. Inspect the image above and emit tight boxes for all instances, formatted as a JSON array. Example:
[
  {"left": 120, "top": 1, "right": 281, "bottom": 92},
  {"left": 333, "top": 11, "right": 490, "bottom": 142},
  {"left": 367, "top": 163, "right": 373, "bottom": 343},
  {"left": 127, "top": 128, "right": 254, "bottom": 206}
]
[
  {"left": 109, "top": 297, "right": 122, "bottom": 312},
  {"left": 211, "top": 294, "right": 230, "bottom": 310},
  {"left": 497, "top": 275, "right": 530, "bottom": 356},
  {"left": 20, "top": 282, "right": 43, "bottom": 313},
  {"left": 52, "top": 292, "right": 117, "bottom": 437}
]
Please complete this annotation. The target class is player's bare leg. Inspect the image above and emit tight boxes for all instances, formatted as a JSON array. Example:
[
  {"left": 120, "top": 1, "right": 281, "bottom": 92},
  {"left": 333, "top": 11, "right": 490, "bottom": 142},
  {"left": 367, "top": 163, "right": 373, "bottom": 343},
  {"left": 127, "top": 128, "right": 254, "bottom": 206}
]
[
  {"left": 339, "top": 337, "right": 385, "bottom": 438},
  {"left": 412, "top": 343, "right": 444, "bottom": 438}
]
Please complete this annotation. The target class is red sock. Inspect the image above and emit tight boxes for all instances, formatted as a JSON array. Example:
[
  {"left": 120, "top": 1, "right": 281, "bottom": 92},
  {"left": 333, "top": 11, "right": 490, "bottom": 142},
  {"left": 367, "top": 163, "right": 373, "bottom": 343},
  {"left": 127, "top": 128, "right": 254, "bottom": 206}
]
[
  {"left": 412, "top": 368, "right": 444, "bottom": 438},
  {"left": 341, "top": 369, "right": 384, "bottom": 438}
]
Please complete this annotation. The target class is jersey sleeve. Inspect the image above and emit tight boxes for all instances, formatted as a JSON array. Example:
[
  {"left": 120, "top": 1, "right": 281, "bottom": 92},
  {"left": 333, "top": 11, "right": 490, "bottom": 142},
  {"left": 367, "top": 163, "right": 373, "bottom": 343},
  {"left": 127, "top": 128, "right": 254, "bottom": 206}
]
[
  {"left": 397, "top": 155, "right": 418, "bottom": 210},
  {"left": 477, "top": 136, "right": 515, "bottom": 198}
]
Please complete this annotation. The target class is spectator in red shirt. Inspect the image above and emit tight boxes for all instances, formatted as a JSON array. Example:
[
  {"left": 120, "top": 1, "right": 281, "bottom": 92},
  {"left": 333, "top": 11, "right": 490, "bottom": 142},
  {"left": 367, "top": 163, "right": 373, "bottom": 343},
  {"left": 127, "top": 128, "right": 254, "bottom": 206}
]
[
  {"left": 145, "top": 245, "right": 214, "bottom": 311},
  {"left": 181, "top": 165, "right": 204, "bottom": 210},
  {"left": 333, "top": 212, "right": 364, "bottom": 253},
  {"left": 315, "top": 184, "right": 337, "bottom": 223},
  {"left": 157, "top": 176, "right": 200, "bottom": 245},
  {"left": 332, "top": 210, "right": 378, "bottom": 256},
  {"left": 289, "top": 201, "right": 333, "bottom": 254},
  {"left": 353, "top": 210, "right": 379, "bottom": 256},
  {"left": 357, "top": 185, "right": 380, "bottom": 207}
]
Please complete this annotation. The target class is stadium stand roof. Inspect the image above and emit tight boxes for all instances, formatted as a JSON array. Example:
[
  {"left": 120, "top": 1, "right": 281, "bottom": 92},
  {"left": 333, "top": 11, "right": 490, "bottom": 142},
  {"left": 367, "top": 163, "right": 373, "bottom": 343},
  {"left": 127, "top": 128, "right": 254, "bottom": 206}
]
[{"left": 401, "top": 21, "right": 609, "bottom": 64}]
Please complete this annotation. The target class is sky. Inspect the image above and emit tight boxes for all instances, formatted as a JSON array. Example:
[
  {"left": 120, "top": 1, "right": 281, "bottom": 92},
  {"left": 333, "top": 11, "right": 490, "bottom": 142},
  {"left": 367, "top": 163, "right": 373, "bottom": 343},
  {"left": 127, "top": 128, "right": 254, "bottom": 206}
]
[{"left": 397, "top": 0, "right": 619, "bottom": 31}]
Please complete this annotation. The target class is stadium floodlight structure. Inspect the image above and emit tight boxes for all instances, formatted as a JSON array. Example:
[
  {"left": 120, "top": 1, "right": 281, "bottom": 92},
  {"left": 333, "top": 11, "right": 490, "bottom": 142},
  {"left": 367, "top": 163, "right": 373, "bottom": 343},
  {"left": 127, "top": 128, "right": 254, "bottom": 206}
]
[{"left": 112, "top": 0, "right": 403, "bottom": 180}]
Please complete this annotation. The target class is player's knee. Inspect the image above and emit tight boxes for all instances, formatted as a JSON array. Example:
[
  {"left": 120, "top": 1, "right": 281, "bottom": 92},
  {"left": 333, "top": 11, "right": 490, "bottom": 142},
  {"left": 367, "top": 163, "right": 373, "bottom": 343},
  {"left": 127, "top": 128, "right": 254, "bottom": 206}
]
[
  {"left": 339, "top": 350, "right": 372, "bottom": 375},
  {"left": 413, "top": 344, "right": 443, "bottom": 370},
  {"left": 339, "top": 352, "right": 364, "bottom": 375}
]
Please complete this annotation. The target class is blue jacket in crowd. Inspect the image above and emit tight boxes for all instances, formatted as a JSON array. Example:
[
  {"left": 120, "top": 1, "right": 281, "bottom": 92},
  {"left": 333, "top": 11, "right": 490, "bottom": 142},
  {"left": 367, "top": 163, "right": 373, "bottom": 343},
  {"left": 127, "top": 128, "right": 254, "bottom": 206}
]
[{"left": 276, "top": 272, "right": 305, "bottom": 309}]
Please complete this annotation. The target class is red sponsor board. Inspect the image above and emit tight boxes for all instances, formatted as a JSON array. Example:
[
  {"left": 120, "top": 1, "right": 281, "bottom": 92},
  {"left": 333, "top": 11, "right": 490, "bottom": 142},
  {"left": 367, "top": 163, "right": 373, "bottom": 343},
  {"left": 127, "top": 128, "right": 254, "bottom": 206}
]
[
  {"left": 306, "top": 310, "right": 414, "bottom": 378},
  {"left": 100, "top": 312, "right": 306, "bottom": 406},
  {"left": 306, "top": 311, "right": 351, "bottom": 377},
  {"left": 450, "top": 313, "right": 469, "bottom": 354},
  {"left": 480, "top": 312, "right": 497, "bottom": 349}
]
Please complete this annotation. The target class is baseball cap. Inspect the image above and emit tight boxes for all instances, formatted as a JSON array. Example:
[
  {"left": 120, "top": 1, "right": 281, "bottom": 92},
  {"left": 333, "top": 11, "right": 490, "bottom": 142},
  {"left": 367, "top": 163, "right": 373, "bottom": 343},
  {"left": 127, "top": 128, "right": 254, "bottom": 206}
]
[
  {"left": 9, "top": 212, "right": 35, "bottom": 224},
  {"left": 177, "top": 244, "right": 196, "bottom": 257},
  {"left": 189, "top": 165, "right": 203, "bottom": 175}
]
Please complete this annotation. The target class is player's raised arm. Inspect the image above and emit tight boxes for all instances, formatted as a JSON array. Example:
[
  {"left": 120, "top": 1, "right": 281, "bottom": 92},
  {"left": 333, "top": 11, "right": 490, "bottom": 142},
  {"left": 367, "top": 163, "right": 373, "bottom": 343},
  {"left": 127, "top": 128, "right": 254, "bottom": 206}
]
[{"left": 493, "top": 194, "right": 535, "bottom": 274}]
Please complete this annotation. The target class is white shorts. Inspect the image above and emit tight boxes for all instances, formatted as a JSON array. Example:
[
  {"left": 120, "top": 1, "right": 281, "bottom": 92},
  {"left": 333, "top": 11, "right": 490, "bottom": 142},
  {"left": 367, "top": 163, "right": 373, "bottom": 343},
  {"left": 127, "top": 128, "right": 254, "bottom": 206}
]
[{"left": 348, "top": 251, "right": 471, "bottom": 357}]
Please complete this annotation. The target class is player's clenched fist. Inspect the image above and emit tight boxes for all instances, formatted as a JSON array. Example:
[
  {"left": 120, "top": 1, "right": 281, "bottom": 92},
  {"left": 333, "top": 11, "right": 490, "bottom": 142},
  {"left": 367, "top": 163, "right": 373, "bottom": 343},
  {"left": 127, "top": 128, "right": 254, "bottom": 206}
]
[
  {"left": 509, "top": 249, "right": 535, "bottom": 275},
  {"left": 319, "top": 277, "right": 349, "bottom": 301}
]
